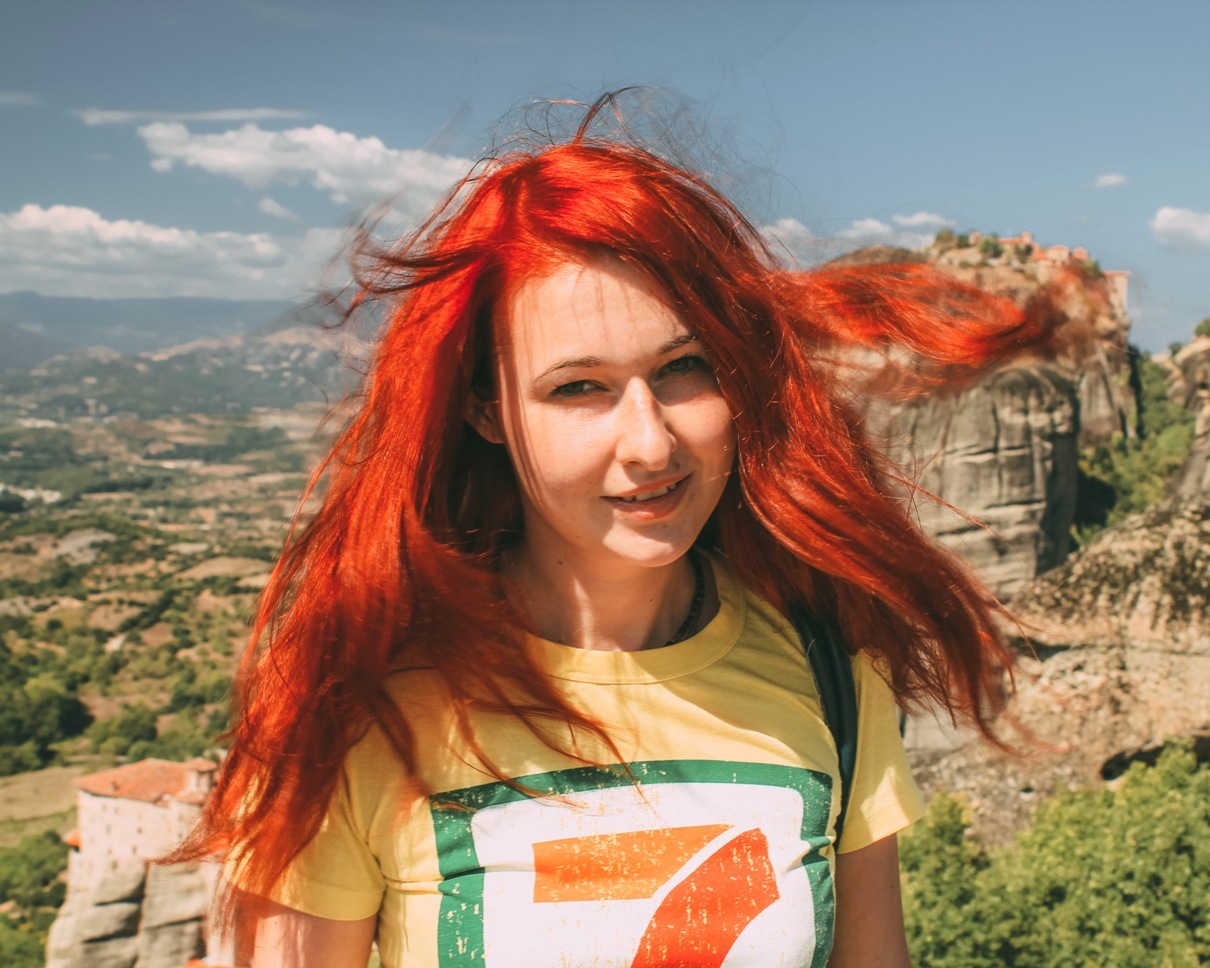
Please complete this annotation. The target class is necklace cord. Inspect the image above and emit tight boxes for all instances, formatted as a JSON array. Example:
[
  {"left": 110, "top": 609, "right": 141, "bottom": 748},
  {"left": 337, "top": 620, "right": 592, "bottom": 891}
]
[{"left": 665, "top": 551, "right": 705, "bottom": 646}]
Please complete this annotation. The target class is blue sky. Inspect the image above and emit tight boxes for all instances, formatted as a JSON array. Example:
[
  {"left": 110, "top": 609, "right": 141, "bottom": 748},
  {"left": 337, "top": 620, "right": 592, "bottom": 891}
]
[{"left": 1, "top": 0, "right": 1206, "bottom": 349}]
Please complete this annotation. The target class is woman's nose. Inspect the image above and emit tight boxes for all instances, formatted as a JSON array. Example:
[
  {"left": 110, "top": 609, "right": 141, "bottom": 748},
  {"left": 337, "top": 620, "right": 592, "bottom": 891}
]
[{"left": 614, "top": 380, "right": 676, "bottom": 468}]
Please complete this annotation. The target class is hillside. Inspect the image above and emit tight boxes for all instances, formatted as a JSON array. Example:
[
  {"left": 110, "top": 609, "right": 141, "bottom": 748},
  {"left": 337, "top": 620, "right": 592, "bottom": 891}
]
[
  {"left": 0, "top": 297, "right": 364, "bottom": 421},
  {"left": 0, "top": 292, "right": 294, "bottom": 360}
]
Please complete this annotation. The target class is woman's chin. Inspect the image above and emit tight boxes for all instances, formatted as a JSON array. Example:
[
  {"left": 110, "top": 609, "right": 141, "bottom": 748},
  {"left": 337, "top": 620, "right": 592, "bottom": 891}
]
[{"left": 599, "top": 531, "right": 701, "bottom": 570}]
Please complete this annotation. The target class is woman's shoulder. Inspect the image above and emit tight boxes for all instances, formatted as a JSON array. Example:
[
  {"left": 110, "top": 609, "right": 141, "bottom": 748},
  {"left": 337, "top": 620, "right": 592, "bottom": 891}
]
[{"left": 342, "top": 666, "right": 452, "bottom": 771}]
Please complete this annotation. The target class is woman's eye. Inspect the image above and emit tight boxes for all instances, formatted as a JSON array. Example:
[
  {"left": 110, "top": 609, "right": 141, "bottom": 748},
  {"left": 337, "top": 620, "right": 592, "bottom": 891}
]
[
  {"left": 552, "top": 380, "right": 595, "bottom": 397},
  {"left": 663, "top": 355, "right": 710, "bottom": 376}
]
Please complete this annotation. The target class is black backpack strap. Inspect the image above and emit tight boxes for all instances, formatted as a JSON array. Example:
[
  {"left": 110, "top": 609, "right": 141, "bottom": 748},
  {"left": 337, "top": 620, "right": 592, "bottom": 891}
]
[{"left": 790, "top": 605, "right": 858, "bottom": 841}]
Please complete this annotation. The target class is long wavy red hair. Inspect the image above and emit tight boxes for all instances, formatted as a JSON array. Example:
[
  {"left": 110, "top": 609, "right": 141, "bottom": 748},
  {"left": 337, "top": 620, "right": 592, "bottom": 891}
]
[{"left": 173, "top": 97, "right": 1067, "bottom": 901}]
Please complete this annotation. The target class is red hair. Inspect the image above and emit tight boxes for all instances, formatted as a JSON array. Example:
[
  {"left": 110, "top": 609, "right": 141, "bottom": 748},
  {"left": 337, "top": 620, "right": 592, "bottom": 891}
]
[{"left": 173, "top": 97, "right": 1066, "bottom": 901}]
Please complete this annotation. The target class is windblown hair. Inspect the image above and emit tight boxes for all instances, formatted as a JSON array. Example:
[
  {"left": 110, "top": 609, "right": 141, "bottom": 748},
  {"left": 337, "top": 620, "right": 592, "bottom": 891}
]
[{"left": 173, "top": 94, "right": 1067, "bottom": 901}]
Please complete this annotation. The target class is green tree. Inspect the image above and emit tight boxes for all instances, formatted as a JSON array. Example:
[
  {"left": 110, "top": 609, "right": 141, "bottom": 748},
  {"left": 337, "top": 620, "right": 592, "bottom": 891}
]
[
  {"left": 902, "top": 743, "right": 1210, "bottom": 966},
  {"left": 0, "top": 679, "right": 92, "bottom": 775},
  {"left": 1075, "top": 351, "right": 1196, "bottom": 537},
  {"left": 89, "top": 702, "right": 157, "bottom": 756},
  {"left": 0, "top": 829, "right": 70, "bottom": 968},
  {"left": 0, "top": 830, "right": 69, "bottom": 911},
  {"left": 0, "top": 919, "right": 44, "bottom": 968},
  {"left": 978, "top": 234, "right": 1003, "bottom": 259},
  {"left": 1195, "top": 317, "right": 1210, "bottom": 339}
]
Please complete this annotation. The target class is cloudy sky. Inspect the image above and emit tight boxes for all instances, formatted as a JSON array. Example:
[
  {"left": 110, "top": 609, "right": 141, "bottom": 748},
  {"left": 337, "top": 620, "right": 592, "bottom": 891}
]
[{"left": 2, "top": 0, "right": 1207, "bottom": 349}]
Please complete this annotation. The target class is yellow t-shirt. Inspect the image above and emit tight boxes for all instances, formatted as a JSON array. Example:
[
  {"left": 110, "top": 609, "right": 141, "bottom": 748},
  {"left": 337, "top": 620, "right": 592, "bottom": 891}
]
[{"left": 260, "top": 555, "right": 924, "bottom": 967}]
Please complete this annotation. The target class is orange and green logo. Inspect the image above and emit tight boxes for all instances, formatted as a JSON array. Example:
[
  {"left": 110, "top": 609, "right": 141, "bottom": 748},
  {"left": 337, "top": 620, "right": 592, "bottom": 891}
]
[{"left": 430, "top": 759, "right": 834, "bottom": 967}]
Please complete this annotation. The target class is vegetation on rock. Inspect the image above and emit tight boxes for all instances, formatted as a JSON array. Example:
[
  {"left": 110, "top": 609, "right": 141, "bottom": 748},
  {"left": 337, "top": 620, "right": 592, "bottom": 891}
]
[{"left": 1076, "top": 351, "right": 1195, "bottom": 539}]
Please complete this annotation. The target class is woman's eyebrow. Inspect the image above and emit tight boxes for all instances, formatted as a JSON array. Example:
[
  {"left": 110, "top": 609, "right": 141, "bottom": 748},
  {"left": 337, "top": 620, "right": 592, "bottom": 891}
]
[
  {"left": 662, "top": 334, "right": 700, "bottom": 352},
  {"left": 530, "top": 356, "right": 602, "bottom": 388},
  {"left": 529, "top": 335, "right": 700, "bottom": 389}
]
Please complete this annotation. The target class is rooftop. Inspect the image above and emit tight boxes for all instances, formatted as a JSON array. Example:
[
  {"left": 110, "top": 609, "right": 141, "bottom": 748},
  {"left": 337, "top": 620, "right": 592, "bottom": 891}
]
[{"left": 74, "top": 757, "right": 215, "bottom": 804}]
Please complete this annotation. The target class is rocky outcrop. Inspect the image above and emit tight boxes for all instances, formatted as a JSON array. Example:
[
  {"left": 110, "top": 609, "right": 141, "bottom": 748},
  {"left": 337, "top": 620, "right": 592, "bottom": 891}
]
[
  {"left": 872, "top": 365, "right": 1080, "bottom": 599},
  {"left": 929, "top": 257, "right": 1137, "bottom": 448},
  {"left": 844, "top": 241, "right": 1136, "bottom": 598},
  {"left": 46, "top": 860, "right": 208, "bottom": 968},
  {"left": 906, "top": 495, "right": 1210, "bottom": 846},
  {"left": 1165, "top": 337, "right": 1210, "bottom": 499}
]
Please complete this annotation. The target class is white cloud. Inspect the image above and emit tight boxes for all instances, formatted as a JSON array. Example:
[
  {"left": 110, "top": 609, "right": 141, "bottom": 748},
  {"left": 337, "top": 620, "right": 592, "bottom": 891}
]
[
  {"left": 836, "top": 217, "right": 933, "bottom": 249},
  {"left": 75, "top": 107, "right": 306, "bottom": 126},
  {"left": 838, "top": 217, "right": 894, "bottom": 239},
  {"left": 0, "top": 203, "right": 345, "bottom": 299},
  {"left": 1152, "top": 206, "right": 1210, "bottom": 250},
  {"left": 138, "top": 122, "right": 471, "bottom": 215},
  {"left": 258, "top": 196, "right": 299, "bottom": 221},
  {"left": 1094, "top": 173, "right": 1128, "bottom": 189},
  {"left": 891, "top": 211, "right": 954, "bottom": 229},
  {"left": 761, "top": 214, "right": 938, "bottom": 265},
  {"left": 762, "top": 217, "right": 816, "bottom": 246},
  {"left": 0, "top": 91, "right": 40, "bottom": 107},
  {"left": 761, "top": 217, "right": 829, "bottom": 264}
]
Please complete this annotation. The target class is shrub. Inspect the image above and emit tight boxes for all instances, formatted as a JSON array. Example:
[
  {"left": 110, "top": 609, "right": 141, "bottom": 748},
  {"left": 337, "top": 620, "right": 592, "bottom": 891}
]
[
  {"left": 0, "top": 829, "right": 70, "bottom": 968},
  {"left": 900, "top": 793, "right": 990, "bottom": 966},
  {"left": 88, "top": 702, "right": 157, "bottom": 756},
  {"left": 902, "top": 743, "right": 1210, "bottom": 966}
]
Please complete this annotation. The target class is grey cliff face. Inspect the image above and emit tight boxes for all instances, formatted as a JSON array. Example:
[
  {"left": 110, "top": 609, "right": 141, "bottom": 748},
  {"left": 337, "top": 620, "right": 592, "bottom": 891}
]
[
  {"left": 870, "top": 365, "right": 1080, "bottom": 600},
  {"left": 46, "top": 861, "right": 207, "bottom": 968}
]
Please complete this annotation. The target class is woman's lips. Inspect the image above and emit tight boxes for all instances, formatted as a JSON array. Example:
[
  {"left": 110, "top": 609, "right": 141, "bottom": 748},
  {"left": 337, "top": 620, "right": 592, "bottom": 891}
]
[{"left": 603, "top": 476, "right": 690, "bottom": 518}]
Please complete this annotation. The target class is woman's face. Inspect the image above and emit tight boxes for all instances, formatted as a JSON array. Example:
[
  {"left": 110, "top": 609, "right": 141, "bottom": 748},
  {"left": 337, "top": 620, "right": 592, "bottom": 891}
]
[{"left": 474, "top": 258, "right": 736, "bottom": 576}]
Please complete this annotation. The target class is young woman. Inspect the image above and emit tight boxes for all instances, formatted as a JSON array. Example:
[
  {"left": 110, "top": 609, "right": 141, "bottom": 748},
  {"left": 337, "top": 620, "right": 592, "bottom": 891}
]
[{"left": 177, "top": 96, "right": 1060, "bottom": 967}]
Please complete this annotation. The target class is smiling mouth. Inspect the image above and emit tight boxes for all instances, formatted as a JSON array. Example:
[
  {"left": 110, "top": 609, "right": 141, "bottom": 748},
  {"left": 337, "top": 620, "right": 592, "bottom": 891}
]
[{"left": 618, "top": 479, "right": 684, "bottom": 503}]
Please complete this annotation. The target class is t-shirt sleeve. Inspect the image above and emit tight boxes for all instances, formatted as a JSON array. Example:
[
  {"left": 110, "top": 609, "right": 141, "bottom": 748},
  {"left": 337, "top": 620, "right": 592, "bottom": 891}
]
[
  {"left": 835, "top": 651, "right": 926, "bottom": 854},
  {"left": 226, "top": 760, "right": 387, "bottom": 921}
]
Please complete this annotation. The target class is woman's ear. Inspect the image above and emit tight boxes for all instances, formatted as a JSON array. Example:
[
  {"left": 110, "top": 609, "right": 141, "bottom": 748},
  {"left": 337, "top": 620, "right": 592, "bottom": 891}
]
[{"left": 465, "top": 393, "right": 505, "bottom": 445}]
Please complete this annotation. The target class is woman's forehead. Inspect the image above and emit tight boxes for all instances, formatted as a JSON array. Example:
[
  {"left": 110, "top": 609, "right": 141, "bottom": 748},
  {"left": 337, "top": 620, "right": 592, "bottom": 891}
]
[{"left": 498, "top": 259, "right": 689, "bottom": 364}]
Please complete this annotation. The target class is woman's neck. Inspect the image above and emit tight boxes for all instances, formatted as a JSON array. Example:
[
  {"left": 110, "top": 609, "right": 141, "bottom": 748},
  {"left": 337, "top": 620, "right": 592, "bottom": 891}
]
[{"left": 505, "top": 547, "right": 714, "bottom": 652}]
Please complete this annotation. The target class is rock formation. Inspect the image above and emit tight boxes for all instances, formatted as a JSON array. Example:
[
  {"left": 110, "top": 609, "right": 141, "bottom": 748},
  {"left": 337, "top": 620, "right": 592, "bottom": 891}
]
[
  {"left": 873, "top": 365, "right": 1080, "bottom": 599},
  {"left": 907, "top": 494, "right": 1210, "bottom": 846},
  {"left": 845, "top": 237, "right": 1136, "bottom": 598},
  {"left": 1163, "top": 336, "right": 1210, "bottom": 500},
  {"left": 46, "top": 758, "right": 223, "bottom": 968},
  {"left": 46, "top": 860, "right": 209, "bottom": 968}
]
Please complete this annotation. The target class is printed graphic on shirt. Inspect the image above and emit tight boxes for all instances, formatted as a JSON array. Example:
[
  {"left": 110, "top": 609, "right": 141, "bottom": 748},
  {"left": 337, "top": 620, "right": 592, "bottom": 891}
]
[{"left": 429, "top": 759, "right": 834, "bottom": 967}]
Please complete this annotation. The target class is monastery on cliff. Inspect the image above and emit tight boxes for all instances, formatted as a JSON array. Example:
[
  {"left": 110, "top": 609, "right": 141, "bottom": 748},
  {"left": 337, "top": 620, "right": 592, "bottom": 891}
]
[
  {"left": 55, "top": 758, "right": 234, "bottom": 968},
  {"left": 65, "top": 757, "right": 217, "bottom": 890}
]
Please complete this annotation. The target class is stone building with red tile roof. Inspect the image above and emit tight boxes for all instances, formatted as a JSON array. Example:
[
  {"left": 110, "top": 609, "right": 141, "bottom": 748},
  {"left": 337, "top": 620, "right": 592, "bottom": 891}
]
[
  {"left": 67, "top": 757, "right": 216, "bottom": 891},
  {"left": 49, "top": 758, "right": 234, "bottom": 968}
]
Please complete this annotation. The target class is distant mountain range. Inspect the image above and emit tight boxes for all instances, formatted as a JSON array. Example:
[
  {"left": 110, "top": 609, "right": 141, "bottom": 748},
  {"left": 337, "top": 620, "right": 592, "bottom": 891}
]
[
  {"left": 0, "top": 291, "right": 296, "bottom": 366},
  {"left": 0, "top": 295, "right": 367, "bottom": 419}
]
